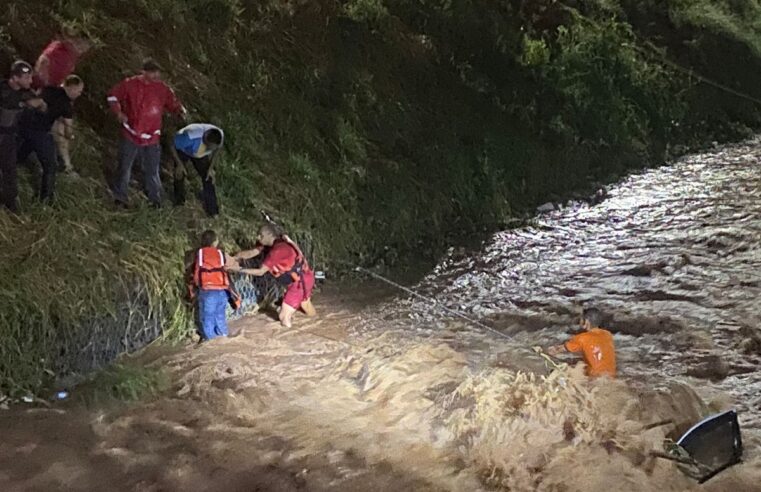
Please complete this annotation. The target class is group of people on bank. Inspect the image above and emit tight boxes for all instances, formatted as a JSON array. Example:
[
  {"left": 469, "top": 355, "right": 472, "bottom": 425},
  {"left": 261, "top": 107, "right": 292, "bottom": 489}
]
[
  {"left": 0, "top": 30, "right": 224, "bottom": 216},
  {"left": 3, "top": 32, "right": 611, "bottom": 376},
  {"left": 1, "top": 30, "right": 316, "bottom": 342}
]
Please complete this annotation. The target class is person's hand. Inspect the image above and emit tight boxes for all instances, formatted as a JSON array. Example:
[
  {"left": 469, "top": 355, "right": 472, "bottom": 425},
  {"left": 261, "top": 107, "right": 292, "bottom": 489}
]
[
  {"left": 27, "top": 97, "right": 47, "bottom": 111},
  {"left": 117, "top": 112, "right": 129, "bottom": 125},
  {"left": 546, "top": 345, "right": 563, "bottom": 357},
  {"left": 225, "top": 264, "right": 242, "bottom": 273}
]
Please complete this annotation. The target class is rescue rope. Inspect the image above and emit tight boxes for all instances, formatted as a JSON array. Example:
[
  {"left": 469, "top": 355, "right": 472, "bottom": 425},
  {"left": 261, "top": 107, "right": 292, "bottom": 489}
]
[{"left": 351, "top": 265, "right": 513, "bottom": 341}]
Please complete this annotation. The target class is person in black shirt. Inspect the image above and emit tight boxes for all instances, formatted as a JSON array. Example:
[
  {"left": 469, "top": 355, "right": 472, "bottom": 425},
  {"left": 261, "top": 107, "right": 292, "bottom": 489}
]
[
  {"left": 18, "top": 74, "right": 84, "bottom": 203},
  {"left": 0, "top": 61, "right": 44, "bottom": 213}
]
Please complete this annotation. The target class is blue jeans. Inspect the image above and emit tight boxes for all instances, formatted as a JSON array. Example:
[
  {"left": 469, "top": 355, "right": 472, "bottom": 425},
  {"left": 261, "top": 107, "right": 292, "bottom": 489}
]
[
  {"left": 198, "top": 289, "right": 228, "bottom": 340},
  {"left": 113, "top": 138, "right": 162, "bottom": 205}
]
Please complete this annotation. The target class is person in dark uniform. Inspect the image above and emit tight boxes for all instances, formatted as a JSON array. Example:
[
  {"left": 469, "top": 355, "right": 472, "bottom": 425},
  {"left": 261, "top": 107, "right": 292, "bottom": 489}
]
[
  {"left": 0, "top": 61, "right": 45, "bottom": 213},
  {"left": 18, "top": 74, "right": 85, "bottom": 203}
]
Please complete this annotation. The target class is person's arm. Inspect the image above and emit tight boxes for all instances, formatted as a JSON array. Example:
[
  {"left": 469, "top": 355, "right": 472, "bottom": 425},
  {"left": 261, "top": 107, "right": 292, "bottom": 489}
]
[
  {"left": 60, "top": 117, "right": 74, "bottom": 139},
  {"left": 107, "top": 80, "right": 129, "bottom": 124},
  {"left": 241, "top": 265, "right": 270, "bottom": 276},
  {"left": 163, "top": 84, "right": 186, "bottom": 117},
  {"left": 234, "top": 246, "right": 263, "bottom": 261},
  {"left": 226, "top": 263, "right": 269, "bottom": 276},
  {"left": 546, "top": 344, "right": 568, "bottom": 357},
  {"left": 18, "top": 89, "right": 47, "bottom": 112},
  {"left": 58, "top": 99, "right": 75, "bottom": 139},
  {"left": 34, "top": 54, "right": 50, "bottom": 87}
]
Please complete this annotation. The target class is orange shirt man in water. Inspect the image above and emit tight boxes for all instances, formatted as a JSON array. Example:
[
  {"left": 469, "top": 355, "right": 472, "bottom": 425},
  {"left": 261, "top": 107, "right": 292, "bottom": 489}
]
[{"left": 547, "top": 307, "right": 616, "bottom": 378}]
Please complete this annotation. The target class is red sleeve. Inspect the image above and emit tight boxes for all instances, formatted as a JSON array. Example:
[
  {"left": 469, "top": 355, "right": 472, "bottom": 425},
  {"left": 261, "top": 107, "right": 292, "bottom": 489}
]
[
  {"left": 262, "top": 243, "right": 297, "bottom": 275},
  {"left": 107, "top": 79, "right": 127, "bottom": 115},
  {"left": 163, "top": 83, "right": 183, "bottom": 114}
]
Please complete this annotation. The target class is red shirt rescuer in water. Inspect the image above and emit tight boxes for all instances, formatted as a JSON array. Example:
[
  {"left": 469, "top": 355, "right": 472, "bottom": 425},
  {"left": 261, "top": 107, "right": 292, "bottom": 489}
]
[
  {"left": 546, "top": 307, "right": 617, "bottom": 378},
  {"left": 227, "top": 223, "right": 317, "bottom": 328}
]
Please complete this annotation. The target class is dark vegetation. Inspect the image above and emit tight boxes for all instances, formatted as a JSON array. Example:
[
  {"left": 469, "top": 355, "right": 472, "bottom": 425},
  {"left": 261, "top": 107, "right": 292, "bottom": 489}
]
[{"left": 3, "top": 0, "right": 761, "bottom": 395}]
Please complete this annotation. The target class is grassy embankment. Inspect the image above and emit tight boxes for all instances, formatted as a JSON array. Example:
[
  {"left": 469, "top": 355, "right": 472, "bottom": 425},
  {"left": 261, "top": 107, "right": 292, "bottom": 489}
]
[{"left": 2, "top": 0, "right": 761, "bottom": 395}]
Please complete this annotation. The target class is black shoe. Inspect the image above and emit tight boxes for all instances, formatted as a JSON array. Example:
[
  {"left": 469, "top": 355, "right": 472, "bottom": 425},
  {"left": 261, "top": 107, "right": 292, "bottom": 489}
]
[{"left": 114, "top": 199, "right": 129, "bottom": 210}]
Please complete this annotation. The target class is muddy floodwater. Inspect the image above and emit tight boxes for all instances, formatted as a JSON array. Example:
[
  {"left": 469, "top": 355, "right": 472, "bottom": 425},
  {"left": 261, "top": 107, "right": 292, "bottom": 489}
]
[
  {"left": 408, "top": 138, "right": 761, "bottom": 431},
  {"left": 2, "top": 140, "right": 761, "bottom": 491}
]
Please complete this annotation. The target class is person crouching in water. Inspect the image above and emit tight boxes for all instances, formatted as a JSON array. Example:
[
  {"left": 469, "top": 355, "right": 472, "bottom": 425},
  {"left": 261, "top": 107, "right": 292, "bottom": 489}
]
[
  {"left": 193, "top": 229, "right": 232, "bottom": 340},
  {"left": 546, "top": 307, "right": 616, "bottom": 378},
  {"left": 228, "top": 223, "right": 316, "bottom": 328}
]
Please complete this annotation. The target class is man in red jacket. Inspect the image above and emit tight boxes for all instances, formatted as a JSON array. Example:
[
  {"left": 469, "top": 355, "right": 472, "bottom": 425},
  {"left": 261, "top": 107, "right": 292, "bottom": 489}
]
[{"left": 108, "top": 59, "right": 186, "bottom": 207}]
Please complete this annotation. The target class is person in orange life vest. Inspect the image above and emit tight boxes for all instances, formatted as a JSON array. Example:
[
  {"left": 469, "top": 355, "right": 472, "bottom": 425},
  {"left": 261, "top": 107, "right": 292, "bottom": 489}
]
[
  {"left": 193, "top": 229, "right": 231, "bottom": 340},
  {"left": 546, "top": 307, "right": 617, "bottom": 378},
  {"left": 227, "top": 223, "right": 317, "bottom": 328},
  {"left": 107, "top": 58, "right": 187, "bottom": 208}
]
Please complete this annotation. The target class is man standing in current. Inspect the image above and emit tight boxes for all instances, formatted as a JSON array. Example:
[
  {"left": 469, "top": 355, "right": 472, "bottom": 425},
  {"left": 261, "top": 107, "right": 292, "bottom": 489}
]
[{"left": 107, "top": 58, "right": 186, "bottom": 208}]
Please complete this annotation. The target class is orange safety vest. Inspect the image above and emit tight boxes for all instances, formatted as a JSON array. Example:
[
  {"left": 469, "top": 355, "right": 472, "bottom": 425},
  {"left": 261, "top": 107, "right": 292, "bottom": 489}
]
[{"left": 193, "top": 247, "right": 229, "bottom": 290}]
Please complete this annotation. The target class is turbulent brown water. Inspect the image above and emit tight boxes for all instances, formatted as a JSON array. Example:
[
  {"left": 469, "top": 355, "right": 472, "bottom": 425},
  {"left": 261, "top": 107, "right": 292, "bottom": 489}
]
[
  {"left": 404, "top": 138, "right": 761, "bottom": 432},
  {"left": 2, "top": 140, "right": 761, "bottom": 491}
]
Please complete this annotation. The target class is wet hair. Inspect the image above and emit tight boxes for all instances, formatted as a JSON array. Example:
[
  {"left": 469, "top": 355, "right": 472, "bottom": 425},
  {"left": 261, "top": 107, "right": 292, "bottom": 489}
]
[
  {"left": 142, "top": 58, "right": 162, "bottom": 72},
  {"left": 200, "top": 229, "right": 218, "bottom": 247},
  {"left": 581, "top": 307, "right": 603, "bottom": 327},
  {"left": 204, "top": 128, "right": 223, "bottom": 146},
  {"left": 64, "top": 74, "right": 83, "bottom": 87},
  {"left": 260, "top": 223, "right": 284, "bottom": 238}
]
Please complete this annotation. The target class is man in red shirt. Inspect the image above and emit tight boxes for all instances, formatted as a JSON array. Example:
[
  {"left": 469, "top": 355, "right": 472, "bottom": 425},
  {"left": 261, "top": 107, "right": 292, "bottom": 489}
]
[
  {"left": 108, "top": 59, "right": 186, "bottom": 207},
  {"left": 228, "top": 224, "right": 317, "bottom": 328}
]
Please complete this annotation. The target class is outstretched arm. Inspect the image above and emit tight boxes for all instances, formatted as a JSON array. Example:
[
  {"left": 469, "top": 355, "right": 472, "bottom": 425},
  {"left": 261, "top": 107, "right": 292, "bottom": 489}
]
[
  {"left": 546, "top": 344, "right": 568, "bottom": 357},
  {"left": 234, "top": 246, "right": 263, "bottom": 261},
  {"left": 227, "top": 263, "right": 269, "bottom": 277}
]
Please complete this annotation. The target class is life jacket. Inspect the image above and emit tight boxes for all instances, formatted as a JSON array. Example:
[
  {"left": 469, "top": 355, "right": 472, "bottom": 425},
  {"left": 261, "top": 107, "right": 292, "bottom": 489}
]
[
  {"left": 193, "top": 247, "right": 229, "bottom": 290},
  {"left": 271, "top": 237, "right": 309, "bottom": 287}
]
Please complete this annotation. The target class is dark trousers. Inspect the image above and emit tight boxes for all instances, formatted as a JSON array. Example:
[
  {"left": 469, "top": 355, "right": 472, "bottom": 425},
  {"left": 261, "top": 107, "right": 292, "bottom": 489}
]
[
  {"left": 113, "top": 138, "right": 162, "bottom": 205},
  {"left": 18, "top": 129, "right": 58, "bottom": 202},
  {"left": 0, "top": 134, "right": 18, "bottom": 212},
  {"left": 173, "top": 152, "right": 220, "bottom": 217}
]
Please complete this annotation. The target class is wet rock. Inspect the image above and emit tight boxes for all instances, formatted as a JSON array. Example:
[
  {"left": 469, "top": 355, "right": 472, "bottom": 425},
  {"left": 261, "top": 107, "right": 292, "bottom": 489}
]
[
  {"left": 684, "top": 354, "right": 730, "bottom": 381},
  {"left": 607, "top": 315, "right": 686, "bottom": 336},
  {"left": 536, "top": 202, "right": 556, "bottom": 213},
  {"left": 622, "top": 261, "right": 668, "bottom": 277},
  {"left": 738, "top": 326, "right": 761, "bottom": 355},
  {"left": 589, "top": 187, "right": 608, "bottom": 206},
  {"left": 632, "top": 290, "right": 700, "bottom": 304}
]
